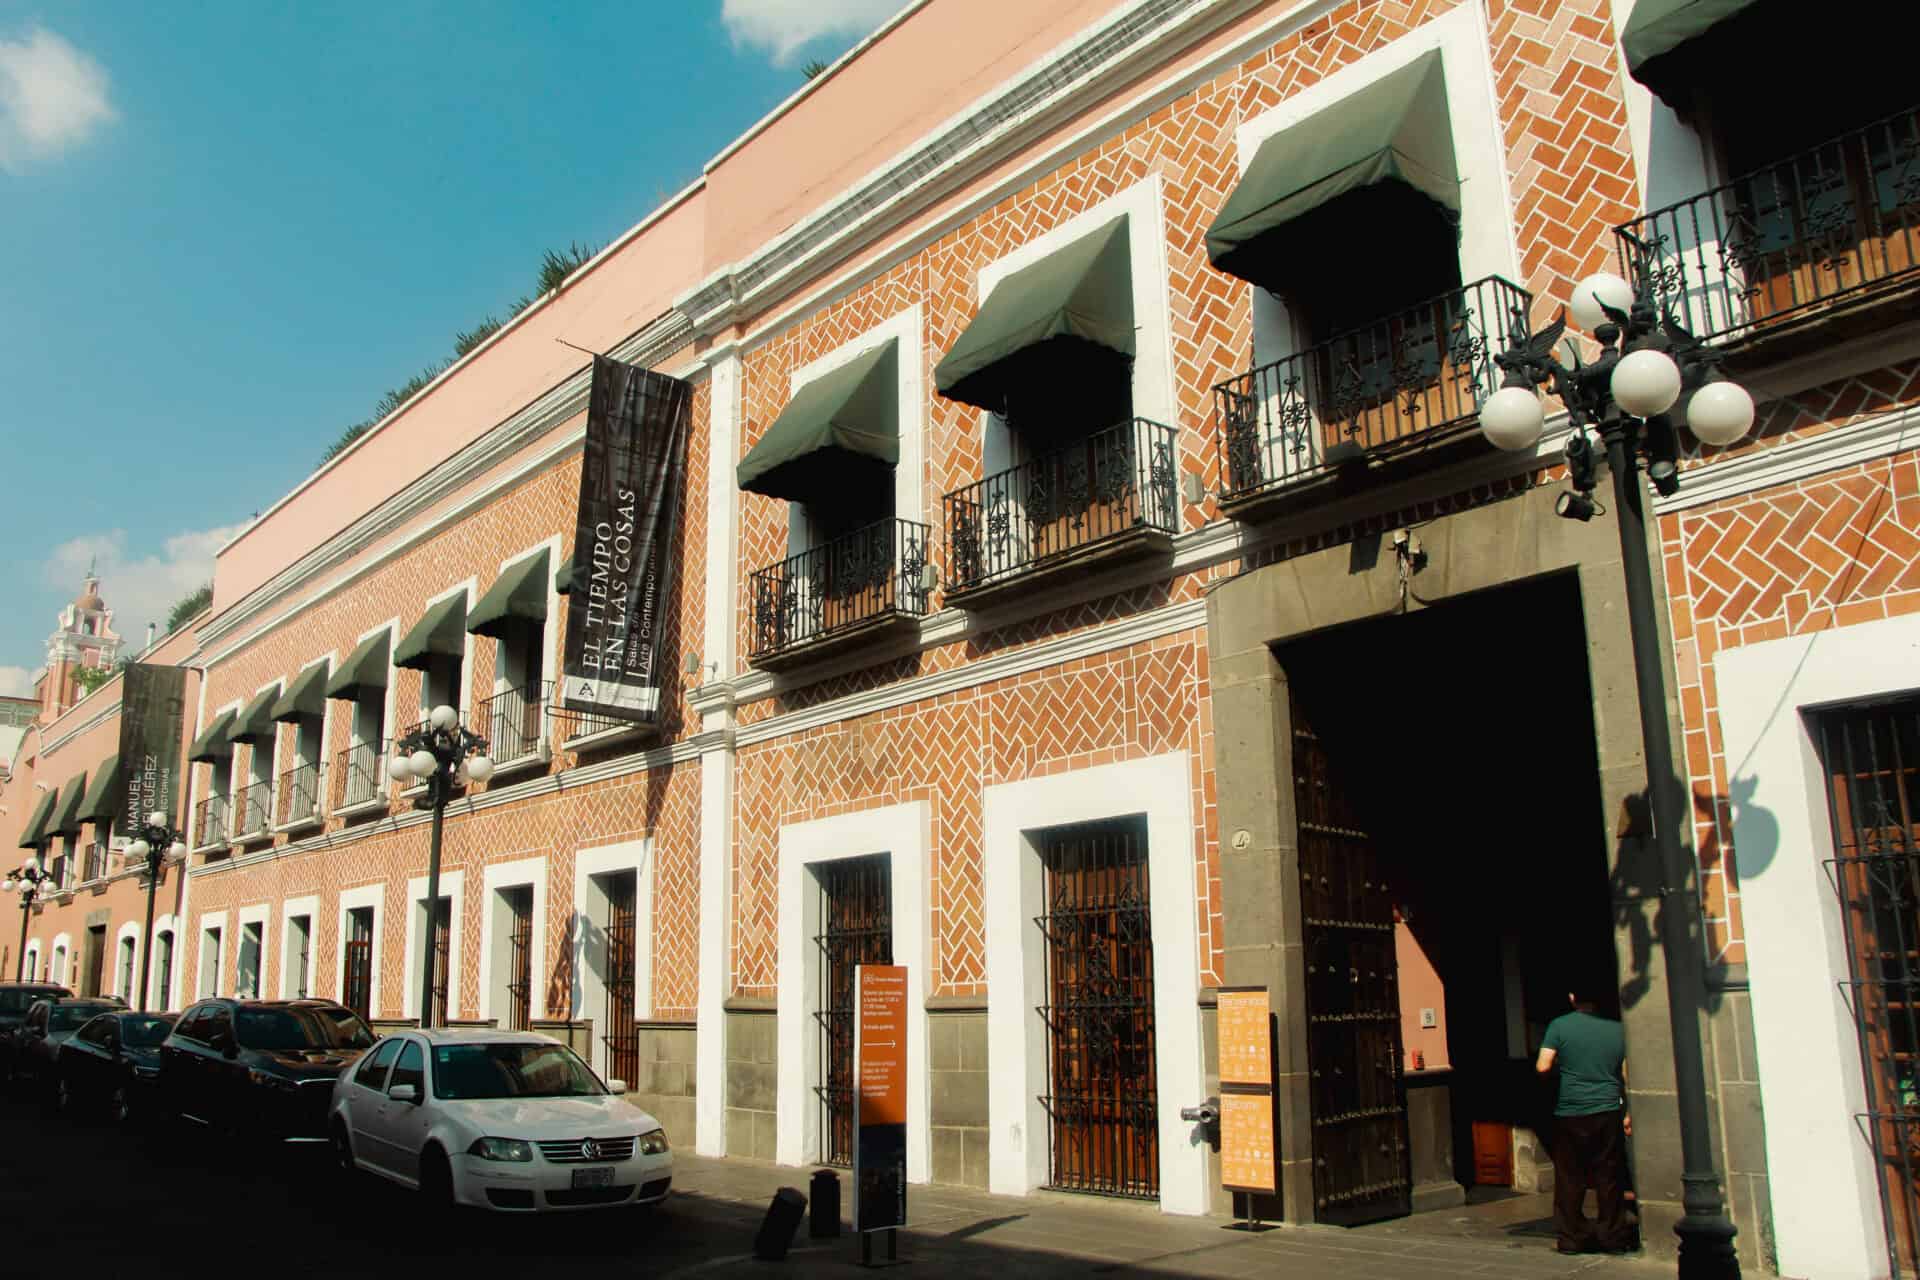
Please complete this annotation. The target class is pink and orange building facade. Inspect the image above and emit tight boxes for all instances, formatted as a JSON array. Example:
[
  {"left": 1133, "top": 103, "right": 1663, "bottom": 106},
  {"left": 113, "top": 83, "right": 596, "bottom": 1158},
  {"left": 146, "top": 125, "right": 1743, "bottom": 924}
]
[{"left": 9, "top": 2, "right": 1920, "bottom": 1275}]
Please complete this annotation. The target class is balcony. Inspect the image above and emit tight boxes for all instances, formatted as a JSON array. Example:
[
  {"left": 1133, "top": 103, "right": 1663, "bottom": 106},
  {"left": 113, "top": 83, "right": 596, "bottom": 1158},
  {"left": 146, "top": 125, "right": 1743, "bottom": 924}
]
[
  {"left": 1616, "top": 104, "right": 1920, "bottom": 366},
  {"left": 232, "top": 781, "right": 271, "bottom": 842},
  {"left": 554, "top": 704, "right": 656, "bottom": 753},
  {"left": 749, "top": 518, "right": 932, "bottom": 670},
  {"left": 333, "top": 740, "right": 388, "bottom": 819},
  {"left": 192, "top": 795, "right": 228, "bottom": 853},
  {"left": 1212, "top": 275, "right": 1530, "bottom": 520},
  {"left": 479, "top": 682, "right": 550, "bottom": 775},
  {"left": 276, "top": 762, "right": 325, "bottom": 832},
  {"left": 944, "top": 418, "right": 1177, "bottom": 609}
]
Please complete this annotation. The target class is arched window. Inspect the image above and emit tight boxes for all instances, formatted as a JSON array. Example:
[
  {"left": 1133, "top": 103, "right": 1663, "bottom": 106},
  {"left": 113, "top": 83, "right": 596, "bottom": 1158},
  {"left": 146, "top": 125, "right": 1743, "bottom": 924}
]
[
  {"left": 117, "top": 936, "right": 136, "bottom": 999},
  {"left": 51, "top": 945, "right": 67, "bottom": 984},
  {"left": 154, "top": 931, "right": 174, "bottom": 1009}
]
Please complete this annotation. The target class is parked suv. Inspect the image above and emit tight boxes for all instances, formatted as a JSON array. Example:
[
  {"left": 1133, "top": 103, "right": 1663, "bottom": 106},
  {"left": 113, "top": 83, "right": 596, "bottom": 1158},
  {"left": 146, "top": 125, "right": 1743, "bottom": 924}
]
[
  {"left": 0, "top": 983, "right": 72, "bottom": 1077},
  {"left": 158, "top": 998, "right": 374, "bottom": 1142},
  {"left": 10, "top": 997, "right": 125, "bottom": 1096}
]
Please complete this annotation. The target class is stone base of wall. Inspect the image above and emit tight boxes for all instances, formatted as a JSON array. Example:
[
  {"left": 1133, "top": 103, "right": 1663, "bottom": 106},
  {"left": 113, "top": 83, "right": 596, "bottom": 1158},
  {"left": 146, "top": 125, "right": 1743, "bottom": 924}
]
[
  {"left": 629, "top": 1022, "right": 697, "bottom": 1145},
  {"left": 725, "top": 1004, "right": 777, "bottom": 1160},
  {"left": 929, "top": 1005, "right": 988, "bottom": 1188}
]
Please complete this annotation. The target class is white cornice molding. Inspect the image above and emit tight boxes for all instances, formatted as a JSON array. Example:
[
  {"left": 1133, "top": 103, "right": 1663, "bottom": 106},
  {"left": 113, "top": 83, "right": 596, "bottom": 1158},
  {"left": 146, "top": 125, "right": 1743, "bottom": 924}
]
[{"left": 1654, "top": 402, "right": 1920, "bottom": 514}]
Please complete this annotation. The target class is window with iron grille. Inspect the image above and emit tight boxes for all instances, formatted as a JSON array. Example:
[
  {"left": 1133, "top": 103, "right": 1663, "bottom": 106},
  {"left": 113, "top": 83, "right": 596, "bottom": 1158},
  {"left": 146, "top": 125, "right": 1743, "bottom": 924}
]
[
  {"left": 428, "top": 898, "right": 451, "bottom": 1025},
  {"left": 1036, "top": 818, "right": 1157, "bottom": 1199},
  {"left": 601, "top": 872, "right": 639, "bottom": 1086},
  {"left": 815, "top": 854, "right": 892, "bottom": 1167},
  {"left": 504, "top": 887, "right": 533, "bottom": 1032},
  {"left": 1817, "top": 698, "right": 1920, "bottom": 1277},
  {"left": 343, "top": 907, "right": 374, "bottom": 1020}
]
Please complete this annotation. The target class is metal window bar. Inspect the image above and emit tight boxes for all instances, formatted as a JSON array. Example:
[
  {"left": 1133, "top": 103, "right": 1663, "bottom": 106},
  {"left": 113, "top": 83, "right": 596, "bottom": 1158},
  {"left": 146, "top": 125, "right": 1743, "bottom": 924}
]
[
  {"left": 343, "top": 909, "right": 374, "bottom": 1021},
  {"left": 1818, "top": 699, "right": 1920, "bottom": 1278},
  {"left": 276, "top": 762, "right": 323, "bottom": 826},
  {"left": 430, "top": 899, "right": 451, "bottom": 1026},
  {"left": 750, "top": 518, "right": 932, "bottom": 659},
  {"left": 193, "top": 794, "right": 228, "bottom": 849},
  {"left": 480, "top": 681, "right": 549, "bottom": 765},
  {"left": 1617, "top": 102, "right": 1920, "bottom": 346},
  {"left": 814, "top": 854, "right": 893, "bottom": 1168},
  {"left": 1035, "top": 818, "right": 1158, "bottom": 1199},
  {"left": 944, "top": 418, "right": 1178, "bottom": 594},
  {"left": 335, "top": 739, "right": 386, "bottom": 809},
  {"left": 1211, "top": 275, "right": 1530, "bottom": 503},
  {"left": 603, "top": 872, "right": 639, "bottom": 1086},
  {"left": 232, "top": 781, "right": 270, "bottom": 838},
  {"left": 506, "top": 887, "right": 533, "bottom": 1032}
]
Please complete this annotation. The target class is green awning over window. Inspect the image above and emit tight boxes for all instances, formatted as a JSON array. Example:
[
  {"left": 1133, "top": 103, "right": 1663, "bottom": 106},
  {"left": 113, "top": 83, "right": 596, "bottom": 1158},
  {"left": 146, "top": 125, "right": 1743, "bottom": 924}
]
[
  {"left": 272, "top": 663, "right": 330, "bottom": 723},
  {"left": 49, "top": 774, "right": 88, "bottom": 836},
  {"left": 737, "top": 343, "right": 899, "bottom": 505},
  {"left": 227, "top": 688, "right": 279, "bottom": 746},
  {"left": 394, "top": 595, "right": 467, "bottom": 671},
  {"left": 935, "top": 216, "right": 1135, "bottom": 412},
  {"left": 326, "top": 631, "right": 391, "bottom": 701},
  {"left": 1621, "top": 0, "right": 1763, "bottom": 108},
  {"left": 188, "top": 708, "right": 237, "bottom": 763},
  {"left": 1206, "top": 50, "right": 1458, "bottom": 286},
  {"left": 18, "top": 789, "right": 57, "bottom": 849},
  {"left": 467, "top": 549, "right": 552, "bottom": 640},
  {"left": 77, "top": 755, "right": 121, "bottom": 824}
]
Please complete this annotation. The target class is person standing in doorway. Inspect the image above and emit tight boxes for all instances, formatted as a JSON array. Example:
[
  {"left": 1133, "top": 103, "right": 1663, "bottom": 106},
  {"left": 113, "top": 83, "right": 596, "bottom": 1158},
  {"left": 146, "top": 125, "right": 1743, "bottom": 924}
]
[{"left": 1535, "top": 980, "right": 1632, "bottom": 1254}]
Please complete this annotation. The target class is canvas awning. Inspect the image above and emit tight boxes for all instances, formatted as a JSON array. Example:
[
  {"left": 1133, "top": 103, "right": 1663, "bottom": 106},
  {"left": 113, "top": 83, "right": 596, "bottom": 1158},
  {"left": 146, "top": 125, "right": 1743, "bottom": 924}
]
[
  {"left": 227, "top": 688, "right": 279, "bottom": 745},
  {"left": 394, "top": 595, "right": 467, "bottom": 671},
  {"left": 737, "top": 343, "right": 899, "bottom": 505},
  {"left": 272, "top": 663, "right": 329, "bottom": 723},
  {"left": 77, "top": 755, "right": 121, "bottom": 824},
  {"left": 326, "top": 631, "right": 391, "bottom": 700},
  {"left": 1206, "top": 49, "right": 1458, "bottom": 287},
  {"left": 467, "top": 549, "right": 552, "bottom": 639},
  {"left": 935, "top": 216, "right": 1134, "bottom": 413},
  {"left": 188, "top": 708, "right": 237, "bottom": 763},
  {"left": 1621, "top": 0, "right": 1764, "bottom": 109},
  {"left": 555, "top": 557, "right": 576, "bottom": 596},
  {"left": 17, "top": 789, "right": 57, "bottom": 849},
  {"left": 49, "top": 774, "right": 88, "bottom": 837}
]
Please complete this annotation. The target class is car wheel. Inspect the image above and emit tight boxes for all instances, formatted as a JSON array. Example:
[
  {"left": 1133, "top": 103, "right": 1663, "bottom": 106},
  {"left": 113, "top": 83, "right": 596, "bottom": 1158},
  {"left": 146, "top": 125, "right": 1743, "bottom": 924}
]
[{"left": 420, "top": 1147, "right": 455, "bottom": 1214}]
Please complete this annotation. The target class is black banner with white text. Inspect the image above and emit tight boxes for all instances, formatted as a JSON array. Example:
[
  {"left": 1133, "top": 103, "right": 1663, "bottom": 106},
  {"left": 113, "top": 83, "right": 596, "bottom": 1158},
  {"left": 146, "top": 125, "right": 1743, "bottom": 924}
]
[{"left": 116, "top": 663, "right": 188, "bottom": 837}]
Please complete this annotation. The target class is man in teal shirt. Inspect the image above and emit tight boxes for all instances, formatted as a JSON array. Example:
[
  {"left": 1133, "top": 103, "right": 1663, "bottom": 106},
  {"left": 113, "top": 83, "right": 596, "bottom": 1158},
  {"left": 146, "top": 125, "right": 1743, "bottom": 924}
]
[{"left": 1536, "top": 981, "right": 1631, "bottom": 1254}]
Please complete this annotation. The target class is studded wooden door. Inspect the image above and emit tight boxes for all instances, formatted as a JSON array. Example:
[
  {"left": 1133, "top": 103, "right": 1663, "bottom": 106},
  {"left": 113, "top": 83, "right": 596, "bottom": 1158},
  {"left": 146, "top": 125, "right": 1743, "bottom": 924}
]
[{"left": 1293, "top": 704, "right": 1412, "bottom": 1225}]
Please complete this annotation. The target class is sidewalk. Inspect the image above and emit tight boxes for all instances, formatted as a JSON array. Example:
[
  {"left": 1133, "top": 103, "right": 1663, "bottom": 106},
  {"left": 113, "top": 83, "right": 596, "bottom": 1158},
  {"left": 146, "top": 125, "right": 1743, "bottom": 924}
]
[{"left": 658, "top": 1153, "right": 1667, "bottom": 1278}]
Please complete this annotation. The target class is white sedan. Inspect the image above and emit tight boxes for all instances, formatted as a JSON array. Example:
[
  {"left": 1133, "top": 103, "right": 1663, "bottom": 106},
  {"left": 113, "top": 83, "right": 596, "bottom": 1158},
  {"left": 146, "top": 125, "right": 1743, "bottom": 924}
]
[{"left": 329, "top": 1028, "right": 671, "bottom": 1212}]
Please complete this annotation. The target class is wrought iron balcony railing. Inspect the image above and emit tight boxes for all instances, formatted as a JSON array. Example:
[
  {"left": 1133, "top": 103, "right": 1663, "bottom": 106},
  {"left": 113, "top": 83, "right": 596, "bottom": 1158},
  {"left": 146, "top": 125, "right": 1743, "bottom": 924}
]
[
  {"left": 277, "top": 762, "right": 324, "bottom": 828},
  {"left": 945, "top": 418, "right": 1178, "bottom": 594},
  {"left": 232, "top": 781, "right": 271, "bottom": 839},
  {"left": 1212, "top": 275, "right": 1529, "bottom": 503},
  {"left": 193, "top": 794, "right": 229, "bottom": 850},
  {"left": 478, "top": 682, "right": 548, "bottom": 766},
  {"left": 750, "top": 518, "right": 932, "bottom": 659},
  {"left": 334, "top": 739, "right": 386, "bottom": 811},
  {"left": 1616, "top": 104, "right": 1920, "bottom": 346}
]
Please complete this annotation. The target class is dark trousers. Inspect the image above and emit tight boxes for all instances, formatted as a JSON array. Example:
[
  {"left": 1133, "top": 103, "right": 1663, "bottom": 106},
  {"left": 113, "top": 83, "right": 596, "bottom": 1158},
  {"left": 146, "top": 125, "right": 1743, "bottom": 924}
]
[{"left": 1551, "top": 1109, "right": 1630, "bottom": 1252}]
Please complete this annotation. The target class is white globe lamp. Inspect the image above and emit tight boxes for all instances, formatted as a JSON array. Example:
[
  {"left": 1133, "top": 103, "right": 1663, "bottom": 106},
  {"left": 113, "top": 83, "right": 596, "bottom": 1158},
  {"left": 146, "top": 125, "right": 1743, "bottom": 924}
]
[
  {"left": 1, "top": 878, "right": 15, "bottom": 893},
  {"left": 1611, "top": 349, "right": 1682, "bottom": 417},
  {"left": 408, "top": 748, "right": 439, "bottom": 779},
  {"left": 25, "top": 855, "right": 41, "bottom": 876},
  {"left": 1687, "top": 380, "right": 1755, "bottom": 447},
  {"left": 1480, "top": 386, "right": 1547, "bottom": 451},
  {"left": 147, "top": 810, "right": 168, "bottom": 829},
  {"left": 128, "top": 839, "right": 151, "bottom": 860},
  {"left": 429, "top": 704, "right": 459, "bottom": 732},
  {"left": 1569, "top": 272, "right": 1635, "bottom": 332},
  {"left": 465, "top": 754, "right": 495, "bottom": 784},
  {"left": 387, "top": 754, "right": 412, "bottom": 783},
  {"left": 169, "top": 841, "right": 188, "bottom": 858}
]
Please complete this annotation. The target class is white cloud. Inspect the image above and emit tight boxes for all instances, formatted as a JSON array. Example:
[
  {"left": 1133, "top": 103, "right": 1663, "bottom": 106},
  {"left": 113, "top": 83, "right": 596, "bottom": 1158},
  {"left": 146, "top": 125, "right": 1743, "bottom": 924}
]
[
  {"left": 0, "top": 27, "right": 116, "bottom": 173},
  {"left": 721, "top": 0, "right": 900, "bottom": 66},
  {"left": 43, "top": 522, "right": 246, "bottom": 643},
  {"left": 0, "top": 666, "right": 34, "bottom": 698}
]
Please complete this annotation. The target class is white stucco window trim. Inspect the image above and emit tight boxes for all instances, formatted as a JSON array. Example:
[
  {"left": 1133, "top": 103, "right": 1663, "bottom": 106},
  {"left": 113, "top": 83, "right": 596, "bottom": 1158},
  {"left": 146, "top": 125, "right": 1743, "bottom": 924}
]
[
  {"left": 335, "top": 617, "right": 402, "bottom": 819},
  {"left": 573, "top": 837, "right": 654, "bottom": 1081},
  {"left": 49, "top": 931, "right": 72, "bottom": 986},
  {"left": 22, "top": 940, "right": 41, "bottom": 983},
  {"left": 241, "top": 677, "right": 287, "bottom": 833},
  {"left": 336, "top": 884, "right": 386, "bottom": 1019},
  {"left": 972, "top": 173, "right": 1176, "bottom": 479},
  {"left": 196, "top": 910, "right": 227, "bottom": 999},
  {"left": 982, "top": 752, "right": 1206, "bottom": 1215},
  {"left": 191, "top": 697, "right": 245, "bottom": 852},
  {"left": 112, "top": 920, "right": 142, "bottom": 1000},
  {"left": 277, "top": 895, "right": 320, "bottom": 999},
  {"left": 775, "top": 799, "right": 930, "bottom": 1184},
  {"left": 235, "top": 902, "right": 271, "bottom": 999},
  {"left": 150, "top": 912, "right": 180, "bottom": 1011},
  {"left": 402, "top": 869, "right": 466, "bottom": 1023},
  {"left": 1717, "top": 614, "right": 1920, "bottom": 1280},
  {"left": 277, "top": 656, "right": 335, "bottom": 830},
  {"left": 695, "top": 752, "right": 733, "bottom": 1157},
  {"left": 485, "top": 537, "right": 563, "bottom": 769},
  {"left": 479, "top": 855, "right": 550, "bottom": 1026}
]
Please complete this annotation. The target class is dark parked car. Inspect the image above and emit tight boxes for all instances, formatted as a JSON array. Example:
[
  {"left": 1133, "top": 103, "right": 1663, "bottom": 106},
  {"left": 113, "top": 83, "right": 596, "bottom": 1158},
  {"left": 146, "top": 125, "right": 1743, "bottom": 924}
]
[
  {"left": 0, "top": 983, "right": 72, "bottom": 1075},
  {"left": 57, "top": 1010, "right": 178, "bottom": 1123},
  {"left": 11, "top": 997, "right": 125, "bottom": 1095},
  {"left": 158, "top": 998, "right": 375, "bottom": 1143}
]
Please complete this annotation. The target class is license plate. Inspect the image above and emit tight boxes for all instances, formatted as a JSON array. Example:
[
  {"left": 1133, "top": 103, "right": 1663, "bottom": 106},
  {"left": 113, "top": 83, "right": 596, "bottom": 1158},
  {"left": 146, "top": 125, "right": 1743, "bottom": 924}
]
[{"left": 571, "top": 1166, "right": 614, "bottom": 1189}]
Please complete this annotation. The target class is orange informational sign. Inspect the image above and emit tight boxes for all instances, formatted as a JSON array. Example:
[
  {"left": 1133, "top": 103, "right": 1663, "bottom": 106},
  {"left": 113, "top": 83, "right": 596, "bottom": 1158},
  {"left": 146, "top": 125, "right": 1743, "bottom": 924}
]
[
  {"left": 1217, "top": 986, "right": 1272, "bottom": 1087},
  {"left": 854, "top": 964, "right": 908, "bottom": 1233},
  {"left": 1220, "top": 1091, "right": 1277, "bottom": 1194}
]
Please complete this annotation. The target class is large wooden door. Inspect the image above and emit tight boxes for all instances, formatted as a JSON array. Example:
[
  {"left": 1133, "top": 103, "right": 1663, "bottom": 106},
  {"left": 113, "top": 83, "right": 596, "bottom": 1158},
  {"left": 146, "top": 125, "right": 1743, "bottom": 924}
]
[
  {"left": 815, "top": 854, "right": 892, "bottom": 1167},
  {"left": 1292, "top": 703, "right": 1412, "bottom": 1225}
]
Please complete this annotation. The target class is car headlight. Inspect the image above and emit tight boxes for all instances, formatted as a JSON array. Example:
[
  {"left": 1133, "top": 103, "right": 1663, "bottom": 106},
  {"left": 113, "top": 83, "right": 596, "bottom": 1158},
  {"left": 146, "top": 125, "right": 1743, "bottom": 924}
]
[
  {"left": 467, "top": 1137, "right": 534, "bottom": 1162},
  {"left": 637, "top": 1128, "right": 670, "bottom": 1156}
]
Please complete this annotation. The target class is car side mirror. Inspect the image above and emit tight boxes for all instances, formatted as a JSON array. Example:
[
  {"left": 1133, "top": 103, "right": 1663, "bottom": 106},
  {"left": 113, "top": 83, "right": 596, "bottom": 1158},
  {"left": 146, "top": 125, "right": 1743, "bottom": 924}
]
[
  {"left": 389, "top": 1083, "right": 420, "bottom": 1104},
  {"left": 607, "top": 1078, "right": 628, "bottom": 1096}
]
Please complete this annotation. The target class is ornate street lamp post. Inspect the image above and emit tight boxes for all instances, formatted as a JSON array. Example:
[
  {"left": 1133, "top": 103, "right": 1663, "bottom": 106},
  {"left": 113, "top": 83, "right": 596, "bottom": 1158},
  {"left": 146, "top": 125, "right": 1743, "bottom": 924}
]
[
  {"left": 387, "top": 704, "right": 493, "bottom": 1028},
  {"left": 1481, "top": 273, "right": 1754, "bottom": 1278},
  {"left": 2, "top": 855, "right": 57, "bottom": 981},
  {"left": 126, "top": 811, "right": 188, "bottom": 1010}
]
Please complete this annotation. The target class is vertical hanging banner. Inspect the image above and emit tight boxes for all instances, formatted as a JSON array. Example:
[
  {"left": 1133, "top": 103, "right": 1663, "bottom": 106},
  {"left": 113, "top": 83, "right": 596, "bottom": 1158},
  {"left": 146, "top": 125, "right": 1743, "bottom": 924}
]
[
  {"left": 116, "top": 663, "right": 188, "bottom": 836},
  {"left": 561, "top": 355, "right": 693, "bottom": 726},
  {"left": 853, "top": 963, "right": 908, "bottom": 1234}
]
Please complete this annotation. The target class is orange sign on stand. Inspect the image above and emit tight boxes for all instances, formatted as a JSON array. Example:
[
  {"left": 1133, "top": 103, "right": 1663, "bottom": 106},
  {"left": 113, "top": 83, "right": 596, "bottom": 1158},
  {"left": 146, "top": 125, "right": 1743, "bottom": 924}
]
[
  {"left": 1217, "top": 987, "right": 1272, "bottom": 1087},
  {"left": 1220, "top": 1092, "right": 1277, "bottom": 1194},
  {"left": 854, "top": 964, "right": 908, "bottom": 1235},
  {"left": 1215, "top": 985, "right": 1277, "bottom": 1208}
]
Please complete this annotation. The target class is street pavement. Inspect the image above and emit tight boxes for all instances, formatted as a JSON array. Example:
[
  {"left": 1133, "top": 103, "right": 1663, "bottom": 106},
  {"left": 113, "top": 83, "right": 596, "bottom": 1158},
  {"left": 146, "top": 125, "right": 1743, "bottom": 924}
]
[{"left": 0, "top": 1089, "right": 1666, "bottom": 1277}]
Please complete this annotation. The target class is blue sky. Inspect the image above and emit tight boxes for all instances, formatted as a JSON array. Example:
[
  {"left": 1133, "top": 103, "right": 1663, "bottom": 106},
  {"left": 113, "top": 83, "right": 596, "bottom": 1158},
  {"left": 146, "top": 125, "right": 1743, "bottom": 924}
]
[{"left": 0, "top": 0, "right": 897, "bottom": 694}]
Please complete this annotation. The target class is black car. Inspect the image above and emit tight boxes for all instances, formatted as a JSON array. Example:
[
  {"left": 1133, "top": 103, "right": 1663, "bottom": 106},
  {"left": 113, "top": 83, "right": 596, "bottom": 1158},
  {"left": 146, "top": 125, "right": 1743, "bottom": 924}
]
[
  {"left": 158, "top": 998, "right": 375, "bottom": 1143},
  {"left": 0, "top": 983, "right": 72, "bottom": 1076},
  {"left": 11, "top": 997, "right": 126, "bottom": 1096},
  {"left": 57, "top": 1010, "right": 178, "bottom": 1123}
]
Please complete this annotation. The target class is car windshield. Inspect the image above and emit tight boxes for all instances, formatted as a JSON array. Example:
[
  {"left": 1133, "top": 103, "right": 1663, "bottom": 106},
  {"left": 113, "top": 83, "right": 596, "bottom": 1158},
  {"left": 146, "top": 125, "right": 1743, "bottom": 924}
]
[
  {"left": 122, "top": 1015, "right": 176, "bottom": 1048},
  {"left": 0, "top": 990, "right": 59, "bottom": 1015},
  {"left": 432, "top": 1042, "right": 606, "bottom": 1100},
  {"left": 234, "top": 1007, "right": 375, "bottom": 1052},
  {"left": 49, "top": 1004, "right": 112, "bottom": 1031}
]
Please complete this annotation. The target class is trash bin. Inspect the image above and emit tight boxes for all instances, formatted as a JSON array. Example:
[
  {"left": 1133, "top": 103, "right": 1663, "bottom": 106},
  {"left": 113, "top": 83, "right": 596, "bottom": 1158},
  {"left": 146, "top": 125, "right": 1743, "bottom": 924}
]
[{"left": 753, "top": 1186, "right": 807, "bottom": 1260}]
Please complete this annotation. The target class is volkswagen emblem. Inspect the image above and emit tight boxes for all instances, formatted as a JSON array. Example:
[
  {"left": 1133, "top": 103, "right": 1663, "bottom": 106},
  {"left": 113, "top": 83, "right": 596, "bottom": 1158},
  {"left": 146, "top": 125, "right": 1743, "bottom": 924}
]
[{"left": 580, "top": 1138, "right": 602, "bottom": 1161}]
